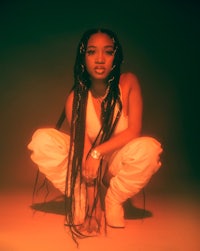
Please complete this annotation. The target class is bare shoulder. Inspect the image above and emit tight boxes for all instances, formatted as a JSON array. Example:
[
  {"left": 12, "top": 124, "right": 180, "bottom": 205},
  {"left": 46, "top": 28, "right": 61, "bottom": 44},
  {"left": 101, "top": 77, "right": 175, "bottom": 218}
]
[
  {"left": 65, "top": 91, "right": 74, "bottom": 108},
  {"left": 65, "top": 91, "right": 74, "bottom": 125},
  {"left": 119, "top": 72, "right": 142, "bottom": 115},
  {"left": 119, "top": 72, "right": 141, "bottom": 92}
]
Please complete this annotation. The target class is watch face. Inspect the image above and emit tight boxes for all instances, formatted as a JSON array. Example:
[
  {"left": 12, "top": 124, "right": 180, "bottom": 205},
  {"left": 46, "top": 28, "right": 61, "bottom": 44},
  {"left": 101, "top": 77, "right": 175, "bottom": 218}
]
[{"left": 91, "top": 149, "right": 101, "bottom": 159}]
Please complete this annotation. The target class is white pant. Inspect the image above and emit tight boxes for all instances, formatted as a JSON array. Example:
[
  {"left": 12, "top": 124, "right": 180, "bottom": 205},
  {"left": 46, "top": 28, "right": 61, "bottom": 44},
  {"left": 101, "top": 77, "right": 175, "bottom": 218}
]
[
  {"left": 28, "top": 128, "right": 162, "bottom": 196},
  {"left": 28, "top": 128, "right": 162, "bottom": 193},
  {"left": 28, "top": 128, "right": 162, "bottom": 224},
  {"left": 107, "top": 136, "right": 162, "bottom": 200}
]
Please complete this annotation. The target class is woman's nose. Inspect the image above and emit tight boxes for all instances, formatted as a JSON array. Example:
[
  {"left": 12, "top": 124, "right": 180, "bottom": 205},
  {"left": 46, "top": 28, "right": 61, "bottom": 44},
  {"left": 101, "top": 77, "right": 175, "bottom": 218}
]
[{"left": 95, "top": 52, "right": 105, "bottom": 63}]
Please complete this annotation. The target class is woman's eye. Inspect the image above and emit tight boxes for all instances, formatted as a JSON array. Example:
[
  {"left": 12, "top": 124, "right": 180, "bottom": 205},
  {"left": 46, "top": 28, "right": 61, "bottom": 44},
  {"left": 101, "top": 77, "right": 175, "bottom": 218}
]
[
  {"left": 86, "top": 50, "right": 95, "bottom": 55},
  {"left": 106, "top": 50, "right": 114, "bottom": 55}
]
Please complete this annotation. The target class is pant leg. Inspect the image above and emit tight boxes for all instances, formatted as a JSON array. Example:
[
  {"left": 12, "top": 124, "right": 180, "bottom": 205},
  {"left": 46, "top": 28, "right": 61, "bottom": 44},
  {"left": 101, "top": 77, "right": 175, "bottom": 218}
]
[
  {"left": 27, "top": 128, "right": 86, "bottom": 224},
  {"left": 108, "top": 136, "right": 163, "bottom": 201},
  {"left": 105, "top": 136, "right": 163, "bottom": 227},
  {"left": 27, "top": 128, "right": 70, "bottom": 194}
]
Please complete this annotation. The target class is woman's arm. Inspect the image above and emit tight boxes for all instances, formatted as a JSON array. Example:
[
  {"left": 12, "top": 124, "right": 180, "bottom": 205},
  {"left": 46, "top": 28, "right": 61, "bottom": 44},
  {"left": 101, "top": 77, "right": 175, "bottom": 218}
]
[
  {"left": 93, "top": 72, "right": 143, "bottom": 156},
  {"left": 84, "top": 72, "right": 143, "bottom": 179}
]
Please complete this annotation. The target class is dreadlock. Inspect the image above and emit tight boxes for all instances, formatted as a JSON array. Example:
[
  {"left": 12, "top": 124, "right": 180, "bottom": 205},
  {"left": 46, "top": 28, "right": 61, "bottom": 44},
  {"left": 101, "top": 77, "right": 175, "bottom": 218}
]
[{"left": 65, "top": 28, "right": 124, "bottom": 245}]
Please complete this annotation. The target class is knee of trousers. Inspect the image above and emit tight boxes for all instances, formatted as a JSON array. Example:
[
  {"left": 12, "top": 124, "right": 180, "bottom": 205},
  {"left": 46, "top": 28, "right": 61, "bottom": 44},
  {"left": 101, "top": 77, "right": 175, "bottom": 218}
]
[
  {"left": 28, "top": 128, "right": 70, "bottom": 154},
  {"left": 108, "top": 136, "right": 163, "bottom": 189},
  {"left": 28, "top": 128, "right": 70, "bottom": 166},
  {"left": 109, "top": 137, "right": 162, "bottom": 176},
  {"left": 27, "top": 128, "right": 70, "bottom": 194}
]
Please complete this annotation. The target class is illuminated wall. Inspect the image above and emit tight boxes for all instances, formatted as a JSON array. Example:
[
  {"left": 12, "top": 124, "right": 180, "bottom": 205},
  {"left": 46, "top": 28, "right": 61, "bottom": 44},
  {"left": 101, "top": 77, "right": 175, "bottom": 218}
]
[{"left": 0, "top": 1, "right": 199, "bottom": 189}]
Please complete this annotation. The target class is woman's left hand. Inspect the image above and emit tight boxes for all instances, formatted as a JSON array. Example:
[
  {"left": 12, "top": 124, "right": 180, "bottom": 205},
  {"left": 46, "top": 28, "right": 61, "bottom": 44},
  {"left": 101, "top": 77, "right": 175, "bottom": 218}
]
[{"left": 82, "top": 156, "right": 100, "bottom": 182}]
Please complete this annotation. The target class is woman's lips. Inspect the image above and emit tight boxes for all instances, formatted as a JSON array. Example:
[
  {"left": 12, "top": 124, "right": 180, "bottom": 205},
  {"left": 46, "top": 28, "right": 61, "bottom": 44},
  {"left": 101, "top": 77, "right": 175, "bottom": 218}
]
[{"left": 94, "top": 67, "right": 105, "bottom": 74}]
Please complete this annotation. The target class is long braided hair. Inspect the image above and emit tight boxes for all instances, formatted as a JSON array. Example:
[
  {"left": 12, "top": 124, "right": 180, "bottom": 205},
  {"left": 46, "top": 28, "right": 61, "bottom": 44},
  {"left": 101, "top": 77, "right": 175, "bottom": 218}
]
[{"left": 65, "top": 28, "right": 124, "bottom": 244}]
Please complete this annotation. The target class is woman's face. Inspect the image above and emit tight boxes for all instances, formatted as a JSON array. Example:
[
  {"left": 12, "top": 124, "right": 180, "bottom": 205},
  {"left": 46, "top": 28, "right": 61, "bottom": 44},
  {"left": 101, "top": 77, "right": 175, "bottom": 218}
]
[{"left": 85, "top": 32, "right": 115, "bottom": 81}]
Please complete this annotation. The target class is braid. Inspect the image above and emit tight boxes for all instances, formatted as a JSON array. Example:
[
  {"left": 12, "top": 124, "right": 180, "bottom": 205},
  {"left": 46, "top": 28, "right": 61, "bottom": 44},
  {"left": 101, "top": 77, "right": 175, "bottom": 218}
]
[
  {"left": 65, "top": 28, "right": 124, "bottom": 244},
  {"left": 96, "top": 36, "right": 123, "bottom": 144}
]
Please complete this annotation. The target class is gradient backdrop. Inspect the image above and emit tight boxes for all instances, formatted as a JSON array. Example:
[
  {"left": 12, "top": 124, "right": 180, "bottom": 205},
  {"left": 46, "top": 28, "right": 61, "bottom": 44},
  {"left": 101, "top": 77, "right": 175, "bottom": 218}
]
[{"left": 0, "top": 1, "right": 199, "bottom": 191}]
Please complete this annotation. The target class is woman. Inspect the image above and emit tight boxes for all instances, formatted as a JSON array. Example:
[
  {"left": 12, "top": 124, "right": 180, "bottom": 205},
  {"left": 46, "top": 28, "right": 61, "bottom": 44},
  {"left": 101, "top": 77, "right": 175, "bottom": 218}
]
[{"left": 28, "top": 28, "right": 162, "bottom": 241}]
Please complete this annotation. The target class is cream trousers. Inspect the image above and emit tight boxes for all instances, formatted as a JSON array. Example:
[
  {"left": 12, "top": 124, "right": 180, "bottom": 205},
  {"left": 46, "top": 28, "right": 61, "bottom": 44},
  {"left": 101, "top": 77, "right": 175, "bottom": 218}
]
[{"left": 28, "top": 128, "right": 162, "bottom": 196}]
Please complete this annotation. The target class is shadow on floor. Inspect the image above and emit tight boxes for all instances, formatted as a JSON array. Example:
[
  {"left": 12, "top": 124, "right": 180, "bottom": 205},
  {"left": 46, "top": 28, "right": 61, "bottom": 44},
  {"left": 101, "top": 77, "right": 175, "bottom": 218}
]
[
  {"left": 30, "top": 196, "right": 152, "bottom": 220},
  {"left": 124, "top": 199, "right": 152, "bottom": 219}
]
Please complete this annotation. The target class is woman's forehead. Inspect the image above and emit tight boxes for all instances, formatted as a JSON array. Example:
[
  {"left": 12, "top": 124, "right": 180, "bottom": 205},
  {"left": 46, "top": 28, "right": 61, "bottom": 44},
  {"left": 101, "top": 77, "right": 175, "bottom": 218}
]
[{"left": 87, "top": 32, "right": 114, "bottom": 47}]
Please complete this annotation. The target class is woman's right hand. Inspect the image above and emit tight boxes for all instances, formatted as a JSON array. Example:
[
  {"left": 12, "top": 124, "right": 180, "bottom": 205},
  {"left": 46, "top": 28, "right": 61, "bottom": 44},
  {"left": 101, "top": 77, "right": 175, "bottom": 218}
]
[
  {"left": 79, "top": 206, "right": 102, "bottom": 234},
  {"left": 80, "top": 215, "right": 101, "bottom": 233}
]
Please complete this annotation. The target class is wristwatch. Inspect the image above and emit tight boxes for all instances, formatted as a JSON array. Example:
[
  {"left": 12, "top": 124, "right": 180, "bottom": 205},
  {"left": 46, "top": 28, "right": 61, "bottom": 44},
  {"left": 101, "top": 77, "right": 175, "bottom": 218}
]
[{"left": 90, "top": 149, "right": 102, "bottom": 160}]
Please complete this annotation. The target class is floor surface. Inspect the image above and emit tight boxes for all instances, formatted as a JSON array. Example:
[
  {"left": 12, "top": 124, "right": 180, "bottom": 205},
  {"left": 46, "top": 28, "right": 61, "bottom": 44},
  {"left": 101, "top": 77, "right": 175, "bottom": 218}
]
[{"left": 0, "top": 180, "right": 199, "bottom": 251}]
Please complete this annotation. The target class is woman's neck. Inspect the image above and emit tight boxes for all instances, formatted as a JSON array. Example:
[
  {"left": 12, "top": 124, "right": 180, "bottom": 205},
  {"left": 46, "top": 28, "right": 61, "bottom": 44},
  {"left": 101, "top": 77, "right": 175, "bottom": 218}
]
[{"left": 90, "top": 80, "right": 108, "bottom": 97}]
